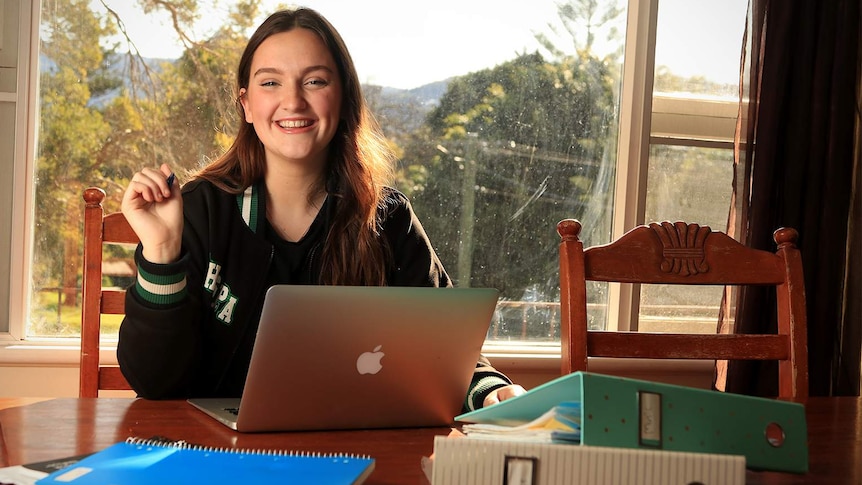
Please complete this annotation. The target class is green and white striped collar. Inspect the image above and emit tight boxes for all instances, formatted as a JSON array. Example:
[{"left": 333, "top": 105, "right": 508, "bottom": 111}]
[{"left": 236, "top": 183, "right": 261, "bottom": 233}]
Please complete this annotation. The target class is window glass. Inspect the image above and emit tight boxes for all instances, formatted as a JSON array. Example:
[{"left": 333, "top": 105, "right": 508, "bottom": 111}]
[
  {"left": 645, "top": 145, "right": 734, "bottom": 228},
  {"left": 642, "top": 0, "right": 748, "bottom": 334},
  {"left": 28, "top": 0, "right": 628, "bottom": 340},
  {"left": 641, "top": 145, "right": 734, "bottom": 333},
  {"left": 653, "top": 0, "right": 748, "bottom": 98}
]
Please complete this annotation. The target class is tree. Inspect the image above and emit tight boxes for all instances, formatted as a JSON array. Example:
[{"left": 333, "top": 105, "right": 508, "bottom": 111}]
[
  {"left": 36, "top": 0, "right": 119, "bottom": 322},
  {"left": 386, "top": 2, "right": 625, "bottom": 340},
  {"left": 654, "top": 65, "right": 738, "bottom": 97},
  {"left": 534, "top": 0, "right": 625, "bottom": 60},
  {"left": 31, "top": 0, "right": 268, "bottom": 334},
  {"left": 402, "top": 50, "right": 617, "bottom": 314},
  {"left": 94, "top": 0, "right": 265, "bottom": 178}
]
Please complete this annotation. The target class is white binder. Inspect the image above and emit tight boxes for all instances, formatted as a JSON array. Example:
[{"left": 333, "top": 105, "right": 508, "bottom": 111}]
[{"left": 430, "top": 436, "right": 745, "bottom": 485}]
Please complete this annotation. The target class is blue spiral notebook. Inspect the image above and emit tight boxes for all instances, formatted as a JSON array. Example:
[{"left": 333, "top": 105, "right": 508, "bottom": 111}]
[{"left": 35, "top": 437, "right": 374, "bottom": 485}]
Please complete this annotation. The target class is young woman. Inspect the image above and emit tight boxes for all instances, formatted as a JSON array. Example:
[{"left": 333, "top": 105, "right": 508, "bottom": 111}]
[{"left": 117, "top": 8, "right": 524, "bottom": 411}]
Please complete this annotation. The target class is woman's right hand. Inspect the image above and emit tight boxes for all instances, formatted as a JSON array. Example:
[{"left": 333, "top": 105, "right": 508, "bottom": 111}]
[{"left": 121, "top": 163, "right": 184, "bottom": 264}]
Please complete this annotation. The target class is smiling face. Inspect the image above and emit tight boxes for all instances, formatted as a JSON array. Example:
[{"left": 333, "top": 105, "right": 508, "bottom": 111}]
[{"left": 239, "top": 28, "right": 343, "bottom": 173}]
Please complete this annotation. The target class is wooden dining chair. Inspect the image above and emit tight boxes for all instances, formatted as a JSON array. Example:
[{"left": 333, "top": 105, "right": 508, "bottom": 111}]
[
  {"left": 79, "top": 187, "right": 137, "bottom": 397},
  {"left": 557, "top": 219, "right": 809, "bottom": 402}
]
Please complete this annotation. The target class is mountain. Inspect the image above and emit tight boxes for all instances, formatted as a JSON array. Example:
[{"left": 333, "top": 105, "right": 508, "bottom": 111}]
[
  {"left": 365, "top": 79, "right": 451, "bottom": 138},
  {"left": 42, "top": 53, "right": 450, "bottom": 135},
  {"left": 380, "top": 79, "right": 450, "bottom": 106}
]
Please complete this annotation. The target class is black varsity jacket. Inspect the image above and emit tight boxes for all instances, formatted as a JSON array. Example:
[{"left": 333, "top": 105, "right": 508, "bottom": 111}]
[{"left": 117, "top": 179, "right": 512, "bottom": 410}]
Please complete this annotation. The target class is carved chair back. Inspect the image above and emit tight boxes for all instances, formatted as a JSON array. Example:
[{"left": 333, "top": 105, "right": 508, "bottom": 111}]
[{"left": 557, "top": 219, "right": 808, "bottom": 401}]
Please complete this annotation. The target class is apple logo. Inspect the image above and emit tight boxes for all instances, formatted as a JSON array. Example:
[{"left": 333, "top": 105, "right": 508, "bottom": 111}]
[{"left": 356, "top": 345, "right": 385, "bottom": 375}]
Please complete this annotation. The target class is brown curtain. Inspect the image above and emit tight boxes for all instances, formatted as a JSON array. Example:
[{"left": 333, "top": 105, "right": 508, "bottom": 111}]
[{"left": 724, "top": 0, "right": 861, "bottom": 397}]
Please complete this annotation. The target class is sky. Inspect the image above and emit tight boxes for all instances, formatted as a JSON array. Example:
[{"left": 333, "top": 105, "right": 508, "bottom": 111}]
[{"left": 91, "top": 0, "right": 748, "bottom": 90}]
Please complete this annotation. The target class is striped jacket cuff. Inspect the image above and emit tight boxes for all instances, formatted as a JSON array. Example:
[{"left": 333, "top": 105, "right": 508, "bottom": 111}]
[
  {"left": 133, "top": 245, "right": 188, "bottom": 306},
  {"left": 464, "top": 376, "right": 509, "bottom": 412}
]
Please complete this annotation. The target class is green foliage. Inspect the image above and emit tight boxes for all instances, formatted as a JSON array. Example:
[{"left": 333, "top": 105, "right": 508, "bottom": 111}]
[
  {"left": 654, "top": 66, "right": 738, "bottom": 97},
  {"left": 402, "top": 50, "right": 617, "bottom": 304},
  {"left": 35, "top": 0, "right": 116, "bottom": 290},
  {"left": 29, "top": 0, "right": 733, "bottom": 340},
  {"left": 31, "top": 0, "right": 268, "bottom": 332},
  {"left": 534, "top": 0, "right": 625, "bottom": 61},
  {"left": 152, "top": 2, "right": 262, "bottom": 172}
]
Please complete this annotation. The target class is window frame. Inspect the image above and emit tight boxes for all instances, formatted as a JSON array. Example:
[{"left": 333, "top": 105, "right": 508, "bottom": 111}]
[
  {"left": 3, "top": 0, "right": 38, "bottom": 345},
  {"left": 1, "top": 0, "right": 734, "bottom": 370}
]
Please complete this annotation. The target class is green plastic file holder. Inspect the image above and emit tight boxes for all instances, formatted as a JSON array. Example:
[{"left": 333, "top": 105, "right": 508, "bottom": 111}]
[{"left": 456, "top": 371, "right": 808, "bottom": 473}]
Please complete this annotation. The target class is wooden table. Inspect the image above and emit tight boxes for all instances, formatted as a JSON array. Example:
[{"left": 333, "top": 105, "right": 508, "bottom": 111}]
[{"left": 0, "top": 397, "right": 859, "bottom": 484}]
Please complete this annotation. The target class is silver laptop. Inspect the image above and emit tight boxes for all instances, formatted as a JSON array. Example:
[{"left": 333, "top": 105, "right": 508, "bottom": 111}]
[{"left": 188, "top": 285, "right": 499, "bottom": 432}]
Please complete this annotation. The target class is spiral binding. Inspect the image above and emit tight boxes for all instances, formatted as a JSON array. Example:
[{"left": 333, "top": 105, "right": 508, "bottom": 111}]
[{"left": 124, "top": 436, "right": 372, "bottom": 460}]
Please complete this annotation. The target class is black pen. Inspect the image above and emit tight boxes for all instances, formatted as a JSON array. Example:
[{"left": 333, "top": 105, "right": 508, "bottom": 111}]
[{"left": 166, "top": 172, "right": 176, "bottom": 188}]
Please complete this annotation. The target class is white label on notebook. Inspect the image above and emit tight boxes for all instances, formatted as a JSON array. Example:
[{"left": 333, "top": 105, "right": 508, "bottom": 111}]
[
  {"left": 638, "top": 391, "right": 662, "bottom": 447},
  {"left": 54, "top": 466, "right": 93, "bottom": 482}
]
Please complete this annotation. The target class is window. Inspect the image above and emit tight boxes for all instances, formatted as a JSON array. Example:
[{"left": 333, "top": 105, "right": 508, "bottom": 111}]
[
  {"left": 2, "top": 0, "right": 33, "bottom": 340},
  {"left": 637, "top": 0, "right": 747, "bottom": 333},
  {"left": 3, "top": 0, "right": 749, "bottom": 358}
]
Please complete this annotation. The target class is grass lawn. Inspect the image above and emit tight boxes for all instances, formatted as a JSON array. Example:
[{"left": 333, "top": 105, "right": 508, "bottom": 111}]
[{"left": 28, "top": 290, "right": 123, "bottom": 338}]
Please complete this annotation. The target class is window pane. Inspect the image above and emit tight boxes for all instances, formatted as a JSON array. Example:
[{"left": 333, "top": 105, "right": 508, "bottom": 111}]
[
  {"left": 28, "top": 0, "right": 627, "bottom": 340},
  {"left": 639, "top": 284, "right": 725, "bottom": 333},
  {"left": 645, "top": 145, "right": 733, "bottom": 228},
  {"left": 645, "top": 0, "right": 746, "bottom": 334},
  {"left": 641, "top": 145, "right": 733, "bottom": 333},
  {"left": 654, "top": 0, "right": 748, "bottom": 98}
]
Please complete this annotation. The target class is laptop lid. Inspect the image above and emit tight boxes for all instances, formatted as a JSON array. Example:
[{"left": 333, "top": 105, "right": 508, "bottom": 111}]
[{"left": 189, "top": 285, "right": 499, "bottom": 432}]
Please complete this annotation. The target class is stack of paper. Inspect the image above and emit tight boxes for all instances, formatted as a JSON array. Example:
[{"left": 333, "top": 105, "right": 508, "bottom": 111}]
[{"left": 461, "top": 401, "right": 581, "bottom": 444}]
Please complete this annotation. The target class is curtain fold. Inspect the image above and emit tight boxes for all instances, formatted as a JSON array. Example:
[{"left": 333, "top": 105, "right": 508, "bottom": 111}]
[{"left": 726, "top": 0, "right": 861, "bottom": 397}]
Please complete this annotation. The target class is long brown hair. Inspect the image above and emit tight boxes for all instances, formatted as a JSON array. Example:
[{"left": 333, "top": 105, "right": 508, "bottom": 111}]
[{"left": 195, "top": 8, "right": 395, "bottom": 285}]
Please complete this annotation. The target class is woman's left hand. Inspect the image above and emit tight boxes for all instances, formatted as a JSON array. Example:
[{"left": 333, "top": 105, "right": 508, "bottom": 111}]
[{"left": 482, "top": 384, "right": 527, "bottom": 407}]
